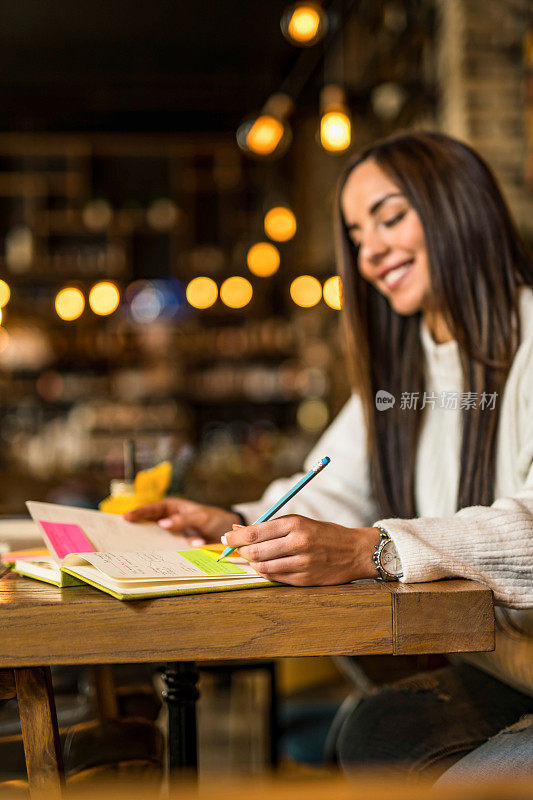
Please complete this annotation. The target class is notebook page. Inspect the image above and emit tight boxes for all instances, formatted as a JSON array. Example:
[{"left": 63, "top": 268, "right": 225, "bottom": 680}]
[
  {"left": 26, "top": 501, "right": 190, "bottom": 562},
  {"left": 65, "top": 563, "right": 272, "bottom": 596},
  {"left": 63, "top": 548, "right": 258, "bottom": 581}
]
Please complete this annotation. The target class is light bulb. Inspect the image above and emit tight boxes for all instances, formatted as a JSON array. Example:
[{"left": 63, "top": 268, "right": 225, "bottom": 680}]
[
  {"left": 320, "top": 111, "right": 351, "bottom": 152},
  {"left": 246, "top": 116, "right": 285, "bottom": 156},
  {"left": 319, "top": 85, "right": 352, "bottom": 153},
  {"left": 289, "top": 6, "right": 320, "bottom": 41},
  {"left": 281, "top": 2, "right": 328, "bottom": 46},
  {"left": 237, "top": 93, "right": 293, "bottom": 160}
]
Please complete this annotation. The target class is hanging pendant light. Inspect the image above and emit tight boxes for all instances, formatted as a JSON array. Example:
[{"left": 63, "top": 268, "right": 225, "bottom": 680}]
[
  {"left": 319, "top": 85, "right": 352, "bottom": 153},
  {"left": 281, "top": 2, "right": 328, "bottom": 47},
  {"left": 236, "top": 93, "right": 294, "bottom": 159}
]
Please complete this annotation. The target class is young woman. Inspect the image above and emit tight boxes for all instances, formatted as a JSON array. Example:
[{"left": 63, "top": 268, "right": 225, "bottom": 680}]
[{"left": 126, "top": 131, "right": 533, "bottom": 777}]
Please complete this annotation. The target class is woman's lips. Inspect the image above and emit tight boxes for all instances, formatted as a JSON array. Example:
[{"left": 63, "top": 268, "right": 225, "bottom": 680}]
[{"left": 381, "top": 260, "right": 413, "bottom": 290}]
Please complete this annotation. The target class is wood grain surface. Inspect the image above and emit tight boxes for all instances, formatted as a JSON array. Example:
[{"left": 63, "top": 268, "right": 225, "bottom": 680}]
[
  {"left": 0, "top": 576, "right": 392, "bottom": 664},
  {"left": 385, "top": 580, "right": 495, "bottom": 654},
  {"left": 0, "top": 573, "right": 493, "bottom": 666},
  {"left": 387, "top": 580, "right": 494, "bottom": 655}
]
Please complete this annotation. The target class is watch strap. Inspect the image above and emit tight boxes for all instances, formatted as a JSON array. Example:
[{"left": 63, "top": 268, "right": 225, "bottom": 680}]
[{"left": 372, "top": 524, "right": 403, "bottom": 581}]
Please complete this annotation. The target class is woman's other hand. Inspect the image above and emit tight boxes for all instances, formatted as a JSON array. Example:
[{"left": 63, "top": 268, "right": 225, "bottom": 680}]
[
  {"left": 124, "top": 499, "right": 242, "bottom": 546},
  {"left": 222, "top": 515, "right": 381, "bottom": 585}
]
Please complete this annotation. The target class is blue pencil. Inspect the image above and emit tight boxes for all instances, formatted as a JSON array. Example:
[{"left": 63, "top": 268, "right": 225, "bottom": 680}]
[{"left": 217, "top": 456, "right": 331, "bottom": 562}]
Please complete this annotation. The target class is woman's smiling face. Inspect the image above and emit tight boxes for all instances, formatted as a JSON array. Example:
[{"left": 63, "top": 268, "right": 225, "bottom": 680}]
[{"left": 341, "top": 158, "right": 432, "bottom": 317}]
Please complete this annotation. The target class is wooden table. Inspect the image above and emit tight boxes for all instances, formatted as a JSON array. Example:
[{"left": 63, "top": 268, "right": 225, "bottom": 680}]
[{"left": 0, "top": 573, "right": 494, "bottom": 799}]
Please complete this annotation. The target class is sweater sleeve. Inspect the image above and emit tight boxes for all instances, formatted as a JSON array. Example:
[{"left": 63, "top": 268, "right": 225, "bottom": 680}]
[
  {"left": 376, "top": 457, "right": 533, "bottom": 609},
  {"left": 376, "top": 324, "right": 533, "bottom": 610},
  {"left": 234, "top": 394, "right": 378, "bottom": 529}
]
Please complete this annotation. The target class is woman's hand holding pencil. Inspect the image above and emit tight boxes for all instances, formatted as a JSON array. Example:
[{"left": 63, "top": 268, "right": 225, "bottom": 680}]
[
  {"left": 220, "top": 516, "right": 380, "bottom": 586},
  {"left": 125, "top": 455, "right": 381, "bottom": 586}
]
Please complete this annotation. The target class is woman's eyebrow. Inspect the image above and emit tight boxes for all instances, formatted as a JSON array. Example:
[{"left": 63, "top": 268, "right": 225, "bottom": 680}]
[{"left": 345, "top": 192, "right": 405, "bottom": 230}]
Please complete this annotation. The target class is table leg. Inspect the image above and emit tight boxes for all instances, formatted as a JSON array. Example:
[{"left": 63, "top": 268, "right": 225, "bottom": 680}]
[
  {"left": 14, "top": 666, "right": 64, "bottom": 800},
  {"left": 160, "top": 661, "right": 200, "bottom": 773},
  {"left": 90, "top": 664, "right": 119, "bottom": 720},
  {"left": 266, "top": 660, "right": 279, "bottom": 768}
]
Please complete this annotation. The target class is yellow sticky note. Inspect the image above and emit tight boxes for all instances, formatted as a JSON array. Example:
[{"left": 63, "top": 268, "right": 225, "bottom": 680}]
[
  {"left": 99, "top": 461, "right": 173, "bottom": 514},
  {"left": 178, "top": 549, "right": 246, "bottom": 576},
  {"left": 134, "top": 461, "right": 172, "bottom": 498}
]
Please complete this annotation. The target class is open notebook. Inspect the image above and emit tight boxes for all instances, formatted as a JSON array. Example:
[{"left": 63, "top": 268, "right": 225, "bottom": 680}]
[{"left": 8, "top": 501, "right": 274, "bottom": 600}]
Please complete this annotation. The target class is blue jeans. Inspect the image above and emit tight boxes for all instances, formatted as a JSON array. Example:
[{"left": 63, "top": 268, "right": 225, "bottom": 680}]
[
  {"left": 336, "top": 664, "right": 533, "bottom": 779},
  {"left": 435, "top": 714, "right": 533, "bottom": 784}
]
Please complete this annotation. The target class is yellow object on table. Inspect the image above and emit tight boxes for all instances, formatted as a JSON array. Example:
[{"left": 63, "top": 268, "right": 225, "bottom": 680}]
[{"left": 99, "top": 460, "right": 173, "bottom": 514}]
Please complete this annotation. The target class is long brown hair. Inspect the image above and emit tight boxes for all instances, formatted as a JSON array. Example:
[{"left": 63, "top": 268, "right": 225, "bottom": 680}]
[{"left": 334, "top": 130, "right": 533, "bottom": 518}]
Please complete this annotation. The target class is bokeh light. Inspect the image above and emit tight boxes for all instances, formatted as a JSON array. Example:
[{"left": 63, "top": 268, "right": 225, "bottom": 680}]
[
  {"left": 281, "top": 2, "right": 328, "bottom": 46},
  {"left": 186, "top": 277, "right": 218, "bottom": 310},
  {"left": 323, "top": 276, "right": 342, "bottom": 310},
  {"left": 146, "top": 198, "right": 179, "bottom": 230},
  {"left": 371, "top": 82, "right": 407, "bottom": 121},
  {"left": 36, "top": 370, "right": 64, "bottom": 402},
  {"left": 55, "top": 287, "right": 85, "bottom": 321},
  {"left": 320, "top": 111, "right": 351, "bottom": 152},
  {"left": 247, "top": 242, "right": 280, "bottom": 277},
  {"left": 5, "top": 226, "right": 33, "bottom": 273},
  {"left": 296, "top": 398, "right": 329, "bottom": 432},
  {"left": 89, "top": 281, "right": 120, "bottom": 316},
  {"left": 0, "top": 280, "right": 11, "bottom": 308},
  {"left": 220, "top": 277, "right": 253, "bottom": 309},
  {"left": 288, "top": 6, "right": 321, "bottom": 42},
  {"left": 82, "top": 199, "right": 113, "bottom": 231},
  {"left": 264, "top": 207, "right": 297, "bottom": 242},
  {"left": 290, "top": 275, "right": 322, "bottom": 307},
  {"left": 131, "top": 283, "right": 165, "bottom": 322},
  {"left": 246, "top": 115, "right": 284, "bottom": 156}
]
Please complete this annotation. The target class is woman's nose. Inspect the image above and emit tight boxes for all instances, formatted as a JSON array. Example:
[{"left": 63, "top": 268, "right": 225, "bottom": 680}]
[{"left": 359, "top": 228, "right": 389, "bottom": 264}]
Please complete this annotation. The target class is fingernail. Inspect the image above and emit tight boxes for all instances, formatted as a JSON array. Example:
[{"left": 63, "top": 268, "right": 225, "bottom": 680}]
[
  {"left": 232, "top": 523, "right": 245, "bottom": 529},
  {"left": 221, "top": 534, "right": 228, "bottom": 545},
  {"left": 158, "top": 518, "right": 173, "bottom": 529},
  {"left": 190, "top": 538, "right": 205, "bottom": 547}
]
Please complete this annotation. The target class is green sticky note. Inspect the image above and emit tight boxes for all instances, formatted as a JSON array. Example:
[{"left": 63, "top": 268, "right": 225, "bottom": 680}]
[{"left": 178, "top": 549, "right": 247, "bottom": 576}]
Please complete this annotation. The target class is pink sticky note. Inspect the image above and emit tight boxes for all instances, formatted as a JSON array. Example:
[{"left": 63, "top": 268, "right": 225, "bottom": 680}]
[{"left": 39, "top": 521, "right": 96, "bottom": 560}]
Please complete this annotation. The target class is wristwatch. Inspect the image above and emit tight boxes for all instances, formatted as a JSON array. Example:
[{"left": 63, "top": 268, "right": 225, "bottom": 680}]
[{"left": 372, "top": 525, "right": 403, "bottom": 581}]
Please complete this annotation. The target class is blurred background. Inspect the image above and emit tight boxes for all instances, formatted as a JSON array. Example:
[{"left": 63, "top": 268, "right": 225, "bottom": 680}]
[
  {"left": 0, "top": 0, "right": 531, "bottom": 514},
  {"left": 0, "top": 0, "right": 532, "bottom": 785}
]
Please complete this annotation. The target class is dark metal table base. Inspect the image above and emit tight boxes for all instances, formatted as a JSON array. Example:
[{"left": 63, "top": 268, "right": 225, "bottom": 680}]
[{"left": 160, "top": 661, "right": 199, "bottom": 772}]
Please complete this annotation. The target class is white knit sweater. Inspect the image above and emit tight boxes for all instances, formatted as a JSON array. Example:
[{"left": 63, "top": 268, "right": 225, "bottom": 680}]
[{"left": 236, "top": 287, "right": 533, "bottom": 695}]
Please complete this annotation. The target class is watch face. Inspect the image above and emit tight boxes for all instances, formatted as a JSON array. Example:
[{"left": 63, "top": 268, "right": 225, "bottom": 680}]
[{"left": 381, "top": 540, "right": 403, "bottom": 577}]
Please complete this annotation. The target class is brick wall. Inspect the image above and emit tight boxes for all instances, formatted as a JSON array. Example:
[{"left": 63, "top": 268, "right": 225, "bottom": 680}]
[{"left": 437, "top": 0, "right": 533, "bottom": 233}]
